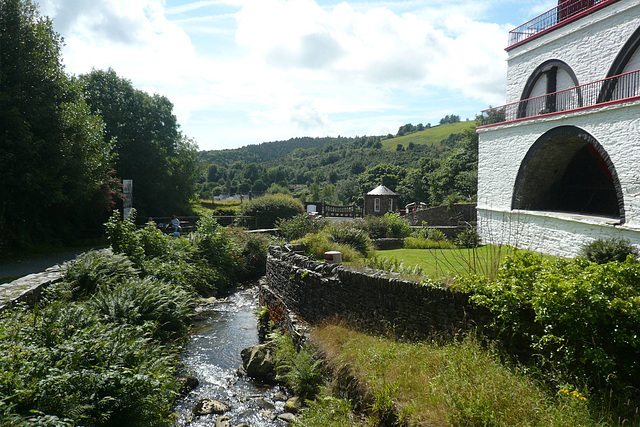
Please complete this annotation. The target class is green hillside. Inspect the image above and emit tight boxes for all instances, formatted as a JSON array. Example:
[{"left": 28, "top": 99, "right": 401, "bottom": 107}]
[
  {"left": 196, "top": 118, "right": 479, "bottom": 208},
  {"left": 381, "top": 121, "right": 476, "bottom": 150}
]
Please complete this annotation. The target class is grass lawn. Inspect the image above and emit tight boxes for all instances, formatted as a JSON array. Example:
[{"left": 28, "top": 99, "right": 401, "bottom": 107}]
[
  {"left": 190, "top": 199, "right": 242, "bottom": 216},
  {"left": 380, "top": 121, "right": 475, "bottom": 151},
  {"left": 374, "top": 246, "right": 535, "bottom": 279}
]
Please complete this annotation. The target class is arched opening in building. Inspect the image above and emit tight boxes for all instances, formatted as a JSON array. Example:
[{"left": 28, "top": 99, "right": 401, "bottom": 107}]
[
  {"left": 599, "top": 25, "right": 640, "bottom": 103},
  {"left": 512, "top": 126, "right": 624, "bottom": 221},
  {"left": 518, "top": 59, "right": 581, "bottom": 118}
]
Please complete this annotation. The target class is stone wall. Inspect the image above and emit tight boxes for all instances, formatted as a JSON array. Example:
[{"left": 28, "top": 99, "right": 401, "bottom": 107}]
[
  {"left": 261, "top": 246, "right": 492, "bottom": 340},
  {"left": 0, "top": 266, "right": 63, "bottom": 311}
]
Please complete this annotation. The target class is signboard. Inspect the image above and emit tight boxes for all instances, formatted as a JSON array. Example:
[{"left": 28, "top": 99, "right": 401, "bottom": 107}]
[{"left": 123, "top": 179, "right": 133, "bottom": 220}]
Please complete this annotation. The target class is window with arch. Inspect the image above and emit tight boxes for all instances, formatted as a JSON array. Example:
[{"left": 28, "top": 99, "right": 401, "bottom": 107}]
[
  {"left": 518, "top": 60, "right": 581, "bottom": 118},
  {"left": 599, "top": 25, "right": 640, "bottom": 103}
]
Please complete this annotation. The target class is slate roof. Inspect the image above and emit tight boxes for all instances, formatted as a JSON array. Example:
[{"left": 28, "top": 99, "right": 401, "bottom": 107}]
[{"left": 366, "top": 184, "right": 399, "bottom": 196}]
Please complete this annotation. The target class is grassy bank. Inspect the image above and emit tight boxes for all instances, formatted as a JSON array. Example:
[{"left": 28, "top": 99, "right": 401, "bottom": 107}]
[{"left": 305, "top": 324, "right": 601, "bottom": 426}]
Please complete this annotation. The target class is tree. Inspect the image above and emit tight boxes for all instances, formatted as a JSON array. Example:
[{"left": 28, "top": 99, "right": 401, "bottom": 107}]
[
  {"left": 428, "top": 129, "right": 478, "bottom": 204},
  {"left": 440, "top": 114, "right": 461, "bottom": 125},
  {"left": 79, "top": 69, "right": 199, "bottom": 217},
  {"left": 207, "top": 163, "right": 223, "bottom": 182},
  {"left": 0, "top": 0, "right": 114, "bottom": 248},
  {"left": 358, "top": 164, "right": 406, "bottom": 194}
]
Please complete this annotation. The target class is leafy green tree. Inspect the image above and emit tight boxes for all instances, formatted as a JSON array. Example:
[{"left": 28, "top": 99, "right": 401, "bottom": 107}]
[
  {"left": 207, "top": 163, "right": 223, "bottom": 182},
  {"left": 428, "top": 129, "right": 478, "bottom": 204},
  {"left": 0, "top": 0, "right": 114, "bottom": 248},
  {"left": 79, "top": 68, "right": 199, "bottom": 217},
  {"left": 439, "top": 114, "right": 461, "bottom": 125},
  {"left": 358, "top": 163, "right": 406, "bottom": 194}
]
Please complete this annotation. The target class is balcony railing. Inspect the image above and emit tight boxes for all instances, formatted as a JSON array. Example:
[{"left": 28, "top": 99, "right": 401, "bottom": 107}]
[
  {"left": 508, "top": 0, "right": 613, "bottom": 48},
  {"left": 479, "top": 68, "right": 640, "bottom": 126}
]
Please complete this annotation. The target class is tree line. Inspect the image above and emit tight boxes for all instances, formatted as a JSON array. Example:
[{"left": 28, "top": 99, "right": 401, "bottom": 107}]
[
  {"left": 197, "top": 122, "right": 478, "bottom": 210},
  {"left": 0, "top": 0, "right": 199, "bottom": 251}
]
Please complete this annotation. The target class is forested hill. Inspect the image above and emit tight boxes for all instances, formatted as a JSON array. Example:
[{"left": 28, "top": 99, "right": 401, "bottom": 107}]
[
  {"left": 200, "top": 136, "right": 353, "bottom": 165},
  {"left": 196, "top": 120, "right": 478, "bottom": 208},
  {"left": 199, "top": 121, "right": 474, "bottom": 166}
]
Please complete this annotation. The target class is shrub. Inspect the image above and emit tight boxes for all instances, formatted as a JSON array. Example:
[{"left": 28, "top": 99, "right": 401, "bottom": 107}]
[
  {"left": 105, "top": 210, "right": 145, "bottom": 265},
  {"left": 192, "top": 214, "right": 238, "bottom": 279},
  {"left": 60, "top": 250, "right": 138, "bottom": 300},
  {"left": 143, "top": 257, "right": 222, "bottom": 296},
  {"left": 271, "top": 330, "right": 322, "bottom": 400},
  {"left": 0, "top": 300, "right": 179, "bottom": 426},
  {"left": 580, "top": 237, "right": 638, "bottom": 264},
  {"left": 229, "top": 229, "right": 273, "bottom": 282},
  {"left": 239, "top": 194, "right": 304, "bottom": 229},
  {"left": 296, "top": 233, "right": 363, "bottom": 262},
  {"left": 411, "top": 225, "right": 447, "bottom": 242},
  {"left": 460, "top": 251, "right": 640, "bottom": 397},
  {"left": 357, "top": 213, "right": 411, "bottom": 239},
  {"left": 455, "top": 228, "right": 480, "bottom": 248},
  {"left": 276, "top": 213, "right": 327, "bottom": 241},
  {"left": 91, "top": 278, "right": 193, "bottom": 341},
  {"left": 327, "top": 224, "right": 373, "bottom": 256}
]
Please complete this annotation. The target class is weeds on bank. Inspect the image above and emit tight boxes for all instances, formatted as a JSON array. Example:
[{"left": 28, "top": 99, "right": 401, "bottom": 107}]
[{"left": 310, "top": 324, "right": 601, "bottom": 427}]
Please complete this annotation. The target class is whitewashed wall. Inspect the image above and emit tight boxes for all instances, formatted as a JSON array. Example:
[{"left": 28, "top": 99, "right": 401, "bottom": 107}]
[
  {"left": 506, "top": 1, "right": 640, "bottom": 104},
  {"left": 477, "top": 101, "right": 640, "bottom": 256},
  {"left": 478, "top": 208, "right": 640, "bottom": 258}
]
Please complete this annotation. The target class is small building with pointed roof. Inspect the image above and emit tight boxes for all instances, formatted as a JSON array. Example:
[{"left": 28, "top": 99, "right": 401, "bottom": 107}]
[{"left": 364, "top": 184, "right": 399, "bottom": 217}]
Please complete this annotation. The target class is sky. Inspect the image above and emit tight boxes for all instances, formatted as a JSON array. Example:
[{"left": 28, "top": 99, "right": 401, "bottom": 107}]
[{"left": 35, "top": 0, "right": 556, "bottom": 151}]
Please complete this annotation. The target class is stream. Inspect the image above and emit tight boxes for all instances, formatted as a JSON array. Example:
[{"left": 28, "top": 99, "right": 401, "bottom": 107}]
[{"left": 174, "top": 287, "right": 290, "bottom": 426}]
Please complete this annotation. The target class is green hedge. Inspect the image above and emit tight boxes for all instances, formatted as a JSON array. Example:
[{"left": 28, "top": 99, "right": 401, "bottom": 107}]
[
  {"left": 459, "top": 251, "right": 640, "bottom": 398},
  {"left": 239, "top": 194, "right": 304, "bottom": 229}
]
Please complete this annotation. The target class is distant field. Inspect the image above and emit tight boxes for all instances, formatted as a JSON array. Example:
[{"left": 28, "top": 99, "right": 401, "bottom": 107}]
[{"left": 381, "top": 121, "right": 475, "bottom": 151}]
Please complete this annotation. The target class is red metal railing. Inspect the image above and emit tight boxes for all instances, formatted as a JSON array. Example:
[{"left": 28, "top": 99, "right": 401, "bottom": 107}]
[
  {"left": 508, "top": 0, "right": 611, "bottom": 48},
  {"left": 479, "top": 68, "right": 640, "bottom": 126}
]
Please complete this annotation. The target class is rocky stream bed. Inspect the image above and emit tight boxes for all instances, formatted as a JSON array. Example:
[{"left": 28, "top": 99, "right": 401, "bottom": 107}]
[{"left": 174, "top": 288, "right": 297, "bottom": 427}]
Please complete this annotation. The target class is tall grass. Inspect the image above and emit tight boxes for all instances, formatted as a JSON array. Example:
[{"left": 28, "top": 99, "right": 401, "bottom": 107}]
[{"left": 311, "top": 324, "right": 602, "bottom": 426}]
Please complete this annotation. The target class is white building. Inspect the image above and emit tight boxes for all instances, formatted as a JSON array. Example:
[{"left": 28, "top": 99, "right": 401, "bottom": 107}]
[{"left": 477, "top": 0, "right": 640, "bottom": 257}]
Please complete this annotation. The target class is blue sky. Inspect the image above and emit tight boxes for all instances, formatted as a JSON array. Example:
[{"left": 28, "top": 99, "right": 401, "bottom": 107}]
[{"left": 36, "top": 0, "right": 556, "bottom": 151}]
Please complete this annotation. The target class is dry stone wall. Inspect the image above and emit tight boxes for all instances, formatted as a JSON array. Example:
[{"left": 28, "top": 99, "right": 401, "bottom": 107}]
[{"left": 261, "top": 246, "right": 492, "bottom": 340}]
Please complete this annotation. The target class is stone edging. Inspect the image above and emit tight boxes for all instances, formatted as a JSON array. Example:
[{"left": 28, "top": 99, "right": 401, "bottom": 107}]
[{"left": 0, "top": 266, "right": 64, "bottom": 312}]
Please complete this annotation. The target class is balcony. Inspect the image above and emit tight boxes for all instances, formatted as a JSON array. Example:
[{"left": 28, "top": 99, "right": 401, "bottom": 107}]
[
  {"left": 507, "top": 0, "right": 619, "bottom": 49},
  {"left": 479, "top": 68, "right": 640, "bottom": 127}
]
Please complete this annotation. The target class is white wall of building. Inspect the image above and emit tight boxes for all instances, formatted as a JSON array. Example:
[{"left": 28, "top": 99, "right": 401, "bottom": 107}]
[
  {"left": 506, "top": 1, "right": 640, "bottom": 104},
  {"left": 478, "top": 208, "right": 640, "bottom": 258},
  {"left": 478, "top": 100, "right": 640, "bottom": 256}
]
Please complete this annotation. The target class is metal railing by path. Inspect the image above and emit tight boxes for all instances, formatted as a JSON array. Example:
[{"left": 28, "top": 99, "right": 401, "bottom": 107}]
[
  {"left": 479, "top": 68, "right": 640, "bottom": 127},
  {"left": 508, "top": 0, "right": 616, "bottom": 48},
  {"left": 146, "top": 215, "right": 258, "bottom": 231}
]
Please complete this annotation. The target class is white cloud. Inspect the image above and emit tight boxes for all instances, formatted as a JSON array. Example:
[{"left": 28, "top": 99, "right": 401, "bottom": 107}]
[{"left": 37, "top": 0, "right": 512, "bottom": 150}]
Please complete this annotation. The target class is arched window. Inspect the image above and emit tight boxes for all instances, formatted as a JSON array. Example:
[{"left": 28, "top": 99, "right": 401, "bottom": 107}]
[
  {"left": 518, "top": 60, "right": 580, "bottom": 118},
  {"left": 512, "top": 126, "right": 624, "bottom": 221},
  {"left": 599, "top": 25, "right": 640, "bottom": 103}
]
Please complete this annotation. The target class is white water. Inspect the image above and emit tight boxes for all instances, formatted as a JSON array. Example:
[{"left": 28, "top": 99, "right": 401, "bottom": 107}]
[{"left": 174, "top": 288, "right": 289, "bottom": 426}]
